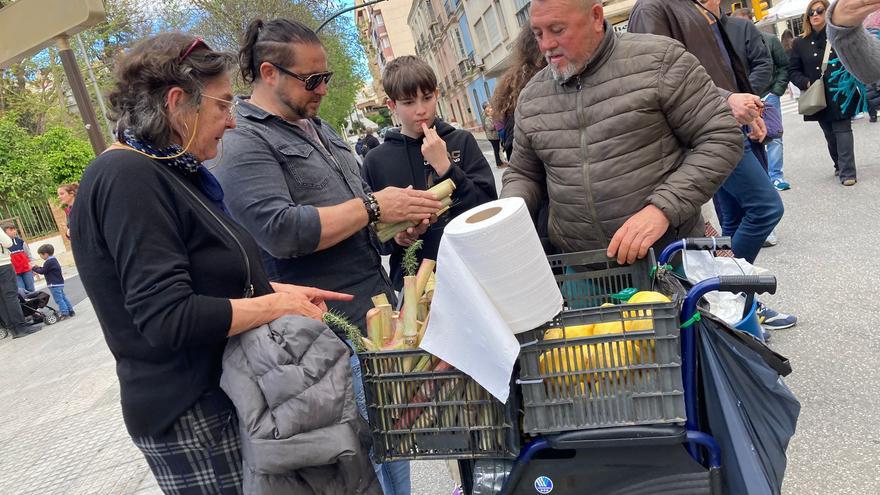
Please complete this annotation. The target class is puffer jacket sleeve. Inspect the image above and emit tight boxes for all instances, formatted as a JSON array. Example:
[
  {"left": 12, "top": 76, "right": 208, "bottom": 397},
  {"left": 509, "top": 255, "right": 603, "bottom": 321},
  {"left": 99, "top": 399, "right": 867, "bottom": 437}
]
[
  {"left": 500, "top": 102, "right": 547, "bottom": 216},
  {"left": 647, "top": 42, "right": 742, "bottom": 228}
]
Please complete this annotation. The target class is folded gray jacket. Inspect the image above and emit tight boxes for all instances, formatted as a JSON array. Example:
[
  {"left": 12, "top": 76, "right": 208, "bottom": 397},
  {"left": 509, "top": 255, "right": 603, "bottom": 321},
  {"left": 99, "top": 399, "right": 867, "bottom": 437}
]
[{"left": 221, "top": 315, "right": 380, "bottom": 494}]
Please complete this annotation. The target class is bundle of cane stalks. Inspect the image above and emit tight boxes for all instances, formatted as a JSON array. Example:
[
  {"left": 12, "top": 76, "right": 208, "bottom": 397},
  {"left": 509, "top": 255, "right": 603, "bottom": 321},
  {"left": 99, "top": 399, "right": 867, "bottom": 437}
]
[{"left": 375, "top": 179, "right": 455, "bottom": 243}]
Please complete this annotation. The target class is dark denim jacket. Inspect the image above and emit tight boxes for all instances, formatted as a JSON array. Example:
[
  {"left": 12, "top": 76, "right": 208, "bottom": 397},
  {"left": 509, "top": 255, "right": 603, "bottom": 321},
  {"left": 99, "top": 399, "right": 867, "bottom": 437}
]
[{"left": 210, "top": 99, "right": 393, "bottom": 330}]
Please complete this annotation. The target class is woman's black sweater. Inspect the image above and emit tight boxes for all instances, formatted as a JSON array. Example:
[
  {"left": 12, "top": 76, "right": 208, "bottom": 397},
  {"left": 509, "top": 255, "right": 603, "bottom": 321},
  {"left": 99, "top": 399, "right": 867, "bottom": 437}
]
[{"left": 71, "top": 149, "right": 272, "bottom": 437}]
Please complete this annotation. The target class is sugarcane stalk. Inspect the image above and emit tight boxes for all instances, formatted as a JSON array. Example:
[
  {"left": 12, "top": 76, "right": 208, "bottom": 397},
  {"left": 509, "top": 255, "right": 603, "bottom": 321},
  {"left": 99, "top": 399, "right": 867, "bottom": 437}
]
[
  {"left": 424, "top": 272, "right": 436, "bottom": 303},
  {"left": 366, "top": 307, "right": 383, "bottom": 347},
  {"left": 415, "top": 259, "right": 436, "bottom": 298},
  {"left": 400, "top": 276, "right": 420, "bottom": 371},
  {"left": 376, "top": 304, "right": 394, "bottom": 346},
  {"left": 372, "top": 293, "right": 389, "bottom": 307},
  {"left": 376, "top": 195, "right": 454, "bottom": 243}
]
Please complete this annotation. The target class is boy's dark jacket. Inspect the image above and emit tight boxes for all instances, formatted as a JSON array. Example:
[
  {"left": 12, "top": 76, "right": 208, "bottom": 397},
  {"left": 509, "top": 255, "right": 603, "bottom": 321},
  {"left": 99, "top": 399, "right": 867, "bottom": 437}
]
[
  {"left": 363, "top": 118, "right": 497, "bottom": 290},
  {"left": 32, "top": 256, "right": 64, "bottom": 286}
]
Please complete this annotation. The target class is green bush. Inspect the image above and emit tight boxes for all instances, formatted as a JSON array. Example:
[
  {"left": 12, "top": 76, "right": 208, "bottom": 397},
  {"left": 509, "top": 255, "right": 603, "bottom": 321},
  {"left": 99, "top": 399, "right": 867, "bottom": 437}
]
[
  {"left": 33, "top": 127, "right": 94, "bottom": 185},
  {"left": 0, "top": 114, "right": 93, "bottom": 202}
]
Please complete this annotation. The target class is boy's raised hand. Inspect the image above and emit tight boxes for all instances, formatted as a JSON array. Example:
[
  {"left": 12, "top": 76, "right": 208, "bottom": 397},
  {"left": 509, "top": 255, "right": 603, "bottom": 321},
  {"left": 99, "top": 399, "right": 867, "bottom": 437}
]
[{"left": 421, "top": 122, "right": 451, "bottom": 176}]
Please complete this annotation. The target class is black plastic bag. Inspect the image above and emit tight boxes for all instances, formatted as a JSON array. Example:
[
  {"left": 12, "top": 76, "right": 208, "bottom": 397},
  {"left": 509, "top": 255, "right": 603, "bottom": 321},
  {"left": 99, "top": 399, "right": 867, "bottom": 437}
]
[{"left": 697, "top": 313, "right": 800, "bottom": 495}]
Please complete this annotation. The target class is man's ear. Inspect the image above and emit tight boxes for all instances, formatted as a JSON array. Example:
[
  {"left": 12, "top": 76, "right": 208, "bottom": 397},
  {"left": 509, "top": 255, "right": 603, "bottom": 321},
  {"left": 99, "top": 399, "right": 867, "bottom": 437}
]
[
  {"left": 259, "top": 62, "right": 278, "bottom": 84},
  {"left": 387, "top": 98, "right": 398, "bottom": 112}
]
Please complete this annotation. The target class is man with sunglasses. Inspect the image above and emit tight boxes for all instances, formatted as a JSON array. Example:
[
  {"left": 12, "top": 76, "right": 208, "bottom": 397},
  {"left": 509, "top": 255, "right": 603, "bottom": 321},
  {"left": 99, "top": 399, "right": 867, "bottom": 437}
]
[{"left": 209, "top": 18, "right": 427, "bottom": 494}]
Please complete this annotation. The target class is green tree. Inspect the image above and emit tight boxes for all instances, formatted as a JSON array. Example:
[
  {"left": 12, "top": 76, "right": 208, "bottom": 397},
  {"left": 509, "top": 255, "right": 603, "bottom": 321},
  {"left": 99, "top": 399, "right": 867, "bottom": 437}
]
[
  {"left": 0, "top": 114, "right": 50, "bottom": 202},
  {"left": 180, "top": 0, "right": 365, "bottom": 129},
  {"left": 33, "top": 127, "right": 94, "bottom": 185}
]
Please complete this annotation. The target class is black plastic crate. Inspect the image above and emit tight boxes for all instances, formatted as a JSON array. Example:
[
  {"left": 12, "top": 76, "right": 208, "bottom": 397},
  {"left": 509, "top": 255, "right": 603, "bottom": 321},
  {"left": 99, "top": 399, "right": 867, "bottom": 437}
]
[
  {"left": 516, "top": 248, "right": 685, "bottom": 434},
  {"left": 360, "top": 348, "right": 519, "bottom": 461}
]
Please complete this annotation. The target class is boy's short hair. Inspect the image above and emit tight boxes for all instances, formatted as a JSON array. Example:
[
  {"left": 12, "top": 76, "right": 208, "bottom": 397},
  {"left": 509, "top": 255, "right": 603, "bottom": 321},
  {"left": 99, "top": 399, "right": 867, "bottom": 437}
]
[
  {"left": 382, "top": 55, "right": 438, "bottom": 101},
  {"left": 37, "top": 244, "right": 55, "bottom": 256},
  {"left": 1, "top": 222, "right": 15, "bottom": 231}
]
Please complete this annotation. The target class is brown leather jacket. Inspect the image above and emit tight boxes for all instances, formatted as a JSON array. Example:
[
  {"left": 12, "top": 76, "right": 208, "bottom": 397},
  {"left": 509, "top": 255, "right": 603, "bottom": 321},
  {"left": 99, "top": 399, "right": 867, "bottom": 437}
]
[{"left": 629, "top": 0, "right": 754, "bottom": 98}]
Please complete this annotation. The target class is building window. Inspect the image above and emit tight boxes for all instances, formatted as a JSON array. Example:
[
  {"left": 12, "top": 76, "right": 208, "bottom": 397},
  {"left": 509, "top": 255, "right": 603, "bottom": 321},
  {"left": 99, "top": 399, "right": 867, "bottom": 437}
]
[
  {"left": 381, "top": 36, "right": 391, "bottom": 49},
  {"left": 494, "top": 0, "right": 508, "bottom": 40},
  {"left": 453, "top": 27, "right": 467, "bottom": 58},
  {"left": 515, "top": 0, "right": 531, "bottom": 27},
  {"left": 474, "top": 19, "right": 489, "bottom": 50},
  {"left": 484, "top": 5, "right": 502, "bottom": 46},
  {"left": 375, "top": 13, "right": 385, "bottom": 26}
]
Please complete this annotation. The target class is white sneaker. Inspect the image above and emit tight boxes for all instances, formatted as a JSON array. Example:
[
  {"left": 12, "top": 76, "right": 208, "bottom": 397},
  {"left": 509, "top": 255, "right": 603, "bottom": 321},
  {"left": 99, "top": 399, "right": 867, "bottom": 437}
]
[{"left": 763, "top": 231, "right": 778, "bottom": 247}]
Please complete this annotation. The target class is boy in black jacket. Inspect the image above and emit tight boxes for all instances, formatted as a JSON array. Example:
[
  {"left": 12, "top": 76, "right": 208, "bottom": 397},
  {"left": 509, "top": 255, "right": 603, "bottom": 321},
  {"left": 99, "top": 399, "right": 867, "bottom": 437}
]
[
  {"left": 363, "top": 55, "right": 497, "bottom": 290},
  {"left": 32, "top": 244, "right": 74, "bottom": 319}
]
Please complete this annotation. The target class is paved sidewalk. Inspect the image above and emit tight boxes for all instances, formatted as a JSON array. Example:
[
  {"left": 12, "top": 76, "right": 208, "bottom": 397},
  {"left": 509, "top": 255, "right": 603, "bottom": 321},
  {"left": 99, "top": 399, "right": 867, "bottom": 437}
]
[{"left": 0, "top": 299, "right": 160, "bottom": 495}]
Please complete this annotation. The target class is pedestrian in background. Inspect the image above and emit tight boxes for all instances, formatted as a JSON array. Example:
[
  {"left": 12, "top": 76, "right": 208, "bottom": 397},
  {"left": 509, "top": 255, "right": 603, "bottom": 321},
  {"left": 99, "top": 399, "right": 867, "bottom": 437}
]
[
  {"left": 3, "top": 223, "right": 36, "bottom": 292},
  {"left": 31, "top": 244, "right": 73, "bottom": 319},
  {"left": 362, "top": 128, "right": 380, "bottom": 155},
  {"left": 491, "top": 24, "right": 547, "bottom": 161},
  {"left": 0, "top": 227, "right": 41, "bottom": 339},
  {"left": 789, "top": 0, "right": 860, "bottom": 186},
  {"left": 733, "top": 8, "right": 792, "bottom": 192},
  {"left": 481, "top": 101, "right": 505, "bottom": 168},
  {"left": 57, "top": 183, "right": 77, "bottom": 239}
]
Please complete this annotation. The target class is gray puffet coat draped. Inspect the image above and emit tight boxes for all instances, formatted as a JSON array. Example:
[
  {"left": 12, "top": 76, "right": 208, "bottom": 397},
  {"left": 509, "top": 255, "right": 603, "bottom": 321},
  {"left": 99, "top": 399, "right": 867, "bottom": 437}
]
[{"left": 221, "top": 315, "right": 380, "bottom": 494}]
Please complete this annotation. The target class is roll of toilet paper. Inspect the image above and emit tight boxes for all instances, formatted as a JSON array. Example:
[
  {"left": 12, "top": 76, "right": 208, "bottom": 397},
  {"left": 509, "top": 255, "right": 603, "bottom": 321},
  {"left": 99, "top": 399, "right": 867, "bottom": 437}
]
[{"left": 421, "top": 197, "right": 563, "bottom": 402}]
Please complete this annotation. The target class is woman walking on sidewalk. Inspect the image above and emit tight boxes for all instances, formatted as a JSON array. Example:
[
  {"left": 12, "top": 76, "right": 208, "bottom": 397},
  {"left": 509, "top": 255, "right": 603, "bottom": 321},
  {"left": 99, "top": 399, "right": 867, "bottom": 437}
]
[
  {"left": 789, "top": 0, "right": 860, "bottom": 186},
  {"left": 71, "top": 32, "right": 351, "bottom": 494}
]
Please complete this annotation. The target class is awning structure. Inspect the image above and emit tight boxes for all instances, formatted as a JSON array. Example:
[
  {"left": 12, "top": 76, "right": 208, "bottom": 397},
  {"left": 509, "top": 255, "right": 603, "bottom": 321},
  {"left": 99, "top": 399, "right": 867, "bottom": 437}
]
[{"left": 756, "top": 0, "right": 811, "bottom": 26}]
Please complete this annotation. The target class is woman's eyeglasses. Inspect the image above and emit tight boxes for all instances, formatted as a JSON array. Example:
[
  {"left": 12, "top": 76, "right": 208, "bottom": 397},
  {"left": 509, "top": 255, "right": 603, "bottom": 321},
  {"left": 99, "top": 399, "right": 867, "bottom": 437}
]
[
  {"left": 269, "top": 62, "right": 334, "bottom": 91},
  {"left": 808, "top": 7, "right": 825, "bottom": 17},
  {"left": 201, "top": 94, "right": 238, "bottom": 120}
]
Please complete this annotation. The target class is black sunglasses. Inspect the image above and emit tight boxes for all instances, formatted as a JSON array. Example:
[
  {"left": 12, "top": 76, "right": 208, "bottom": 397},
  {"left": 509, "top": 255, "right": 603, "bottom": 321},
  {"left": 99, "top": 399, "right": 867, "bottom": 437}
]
[
  {"left": 808, "top": 7, "right": 825, "bottom": 16},
  {"left": 269, "top": 63, "right": 333, "bottom": 91}
]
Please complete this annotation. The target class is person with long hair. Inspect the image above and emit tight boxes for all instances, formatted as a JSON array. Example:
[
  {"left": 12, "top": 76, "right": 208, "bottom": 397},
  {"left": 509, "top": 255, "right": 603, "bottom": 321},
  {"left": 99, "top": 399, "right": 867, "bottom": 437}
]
[
  {"left": 491, "top": 24, "right": 547, "bottom": 160},
  {"left": 57, "top": 183, "right": 77, "bottom": 238},
  {"left": 789, "top": 0, "right": 859, "bottom": 185}
]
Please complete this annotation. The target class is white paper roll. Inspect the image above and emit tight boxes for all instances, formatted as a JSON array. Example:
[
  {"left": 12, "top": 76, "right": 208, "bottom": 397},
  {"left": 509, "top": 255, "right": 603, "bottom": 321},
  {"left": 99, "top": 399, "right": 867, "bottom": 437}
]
[
  {"left": 444, "top": 197, "right": 563, "bottom": 332},
  {"left": 421, "top": 197, "right": 563, "bottom": 402}
]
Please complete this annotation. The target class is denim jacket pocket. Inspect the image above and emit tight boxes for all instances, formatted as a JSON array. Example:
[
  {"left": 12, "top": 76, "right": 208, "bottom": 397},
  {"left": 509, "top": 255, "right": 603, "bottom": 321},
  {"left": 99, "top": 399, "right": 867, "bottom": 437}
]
[{"left": 278, "top": 143, "right": 331, "bottom": 190}]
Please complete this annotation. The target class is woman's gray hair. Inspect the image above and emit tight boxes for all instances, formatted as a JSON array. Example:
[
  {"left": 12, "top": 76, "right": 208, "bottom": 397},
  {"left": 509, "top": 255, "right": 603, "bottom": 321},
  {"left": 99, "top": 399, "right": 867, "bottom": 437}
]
[{"left": 108, "top": 32, "right": 235, "bottom": 147}]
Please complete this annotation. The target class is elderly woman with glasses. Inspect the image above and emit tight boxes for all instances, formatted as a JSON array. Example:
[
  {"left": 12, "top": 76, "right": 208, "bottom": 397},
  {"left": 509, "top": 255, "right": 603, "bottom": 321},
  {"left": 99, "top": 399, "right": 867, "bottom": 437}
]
[
  {"left": 789, "top": 0, "right": 860, "bottom": 186},
  {"left": 71, "top": 32, "right": 352, "bottom": 492}
]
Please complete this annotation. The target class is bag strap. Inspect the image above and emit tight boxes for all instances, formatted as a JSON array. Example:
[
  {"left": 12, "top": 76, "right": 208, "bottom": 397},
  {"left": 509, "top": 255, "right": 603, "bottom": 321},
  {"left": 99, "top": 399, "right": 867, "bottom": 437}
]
[
  {"left": 820, "top": 39, "right": 832, "bottom": 75},
  {"left": 144, "top": 156, "right": 255, "bottom": 298}
]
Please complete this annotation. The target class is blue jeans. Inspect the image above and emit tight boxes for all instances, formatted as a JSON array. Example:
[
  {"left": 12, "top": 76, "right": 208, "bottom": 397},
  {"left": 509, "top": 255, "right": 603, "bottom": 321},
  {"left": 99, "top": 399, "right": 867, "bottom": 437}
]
[
  {"left": 764, "top": 94, "right": 784, "bottom": 181},
  {"left": 49, "top": 286, "right": 73, "bottom": 315},
  {"left": 350, "top": 348, "right": 412, "bottom": 495},
  {"left": 713, "top": 136, "right": 784, "bottom": 264},
  {"left": 16, "top": 271, "right": 35, "bottom": 293}
]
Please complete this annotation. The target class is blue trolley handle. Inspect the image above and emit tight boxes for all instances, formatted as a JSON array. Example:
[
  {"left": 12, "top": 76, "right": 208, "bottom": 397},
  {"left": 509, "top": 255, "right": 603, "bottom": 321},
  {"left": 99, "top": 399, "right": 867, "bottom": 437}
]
[
  {"left": 658, "top": 237, "right": 733, "bottom": 265},
  {"left": 680, "top": 275, "right": 777, "bottom": 459}
]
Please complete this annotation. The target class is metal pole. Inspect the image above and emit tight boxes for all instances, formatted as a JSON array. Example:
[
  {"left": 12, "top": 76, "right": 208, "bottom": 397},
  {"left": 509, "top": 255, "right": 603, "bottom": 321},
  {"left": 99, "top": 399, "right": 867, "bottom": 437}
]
[
  {"left": 317, "top": 0, "right": 387, "bottom": 32},
  {"left": 56, "top": 35, "right": 105, "bottom": 155},
  {"left": 75, "top": 34, "right": 113, "bottom": 139}
]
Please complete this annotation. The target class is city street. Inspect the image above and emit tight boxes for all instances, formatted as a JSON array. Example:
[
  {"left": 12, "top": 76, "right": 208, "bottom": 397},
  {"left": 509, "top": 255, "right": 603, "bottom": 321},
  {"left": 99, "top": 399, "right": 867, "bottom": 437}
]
[{"left": 1, "top": 103, "right": 879, "bottom": 494}]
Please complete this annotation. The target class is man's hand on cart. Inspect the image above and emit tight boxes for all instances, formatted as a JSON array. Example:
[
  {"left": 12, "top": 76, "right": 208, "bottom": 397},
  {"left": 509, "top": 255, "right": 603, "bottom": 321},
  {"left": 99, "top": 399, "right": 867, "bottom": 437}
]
[{"left": 607, "top": 204, "right": 670, "bottom": 264}]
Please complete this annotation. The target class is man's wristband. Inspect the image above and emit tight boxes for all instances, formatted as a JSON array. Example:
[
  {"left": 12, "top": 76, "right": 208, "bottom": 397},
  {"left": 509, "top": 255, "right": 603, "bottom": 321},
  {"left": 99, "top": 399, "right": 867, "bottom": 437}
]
[{"left": 363, "top": 193, "right": 381, "bottom": 224}]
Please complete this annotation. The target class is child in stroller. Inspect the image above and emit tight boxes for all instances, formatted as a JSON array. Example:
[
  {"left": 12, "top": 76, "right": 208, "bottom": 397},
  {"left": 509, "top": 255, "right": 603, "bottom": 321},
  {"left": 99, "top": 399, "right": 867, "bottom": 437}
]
[{"left": 18, "top": 288, "right": 60, "bottom": 326}]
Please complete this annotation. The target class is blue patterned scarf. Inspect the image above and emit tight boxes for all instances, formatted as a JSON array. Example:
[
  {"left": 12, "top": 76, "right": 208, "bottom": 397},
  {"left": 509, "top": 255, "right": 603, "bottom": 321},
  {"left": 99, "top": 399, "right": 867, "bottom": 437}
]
[{"left": 122, "top": 130, "right": 229, "bottom": 215}]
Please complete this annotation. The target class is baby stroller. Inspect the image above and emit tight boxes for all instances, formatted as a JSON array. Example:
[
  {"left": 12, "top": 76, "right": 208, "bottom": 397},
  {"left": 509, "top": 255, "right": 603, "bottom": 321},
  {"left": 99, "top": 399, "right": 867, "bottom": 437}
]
[{"left": 19, "top": 289, "right": 60, "bottom": 326}]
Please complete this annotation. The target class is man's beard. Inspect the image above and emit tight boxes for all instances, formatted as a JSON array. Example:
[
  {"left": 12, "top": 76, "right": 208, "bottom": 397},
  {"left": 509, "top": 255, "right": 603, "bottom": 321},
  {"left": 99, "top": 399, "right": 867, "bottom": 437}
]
[
  {"left": 546, "top": 53, "right": 581, "bottom": 82},
  {"left": 279, "top": 91, "right": 320, "bottom": 121}
]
